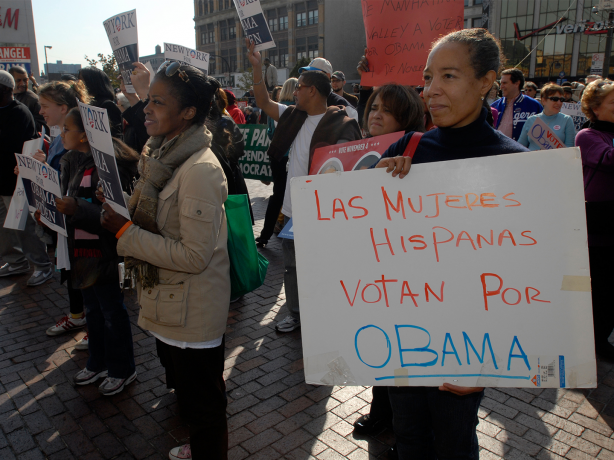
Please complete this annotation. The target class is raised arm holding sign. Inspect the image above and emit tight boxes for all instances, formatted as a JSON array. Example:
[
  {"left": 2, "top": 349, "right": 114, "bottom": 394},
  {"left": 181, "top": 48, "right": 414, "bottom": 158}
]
[{"left": 103, "top": 9, "right": 139, "bottom": 93}]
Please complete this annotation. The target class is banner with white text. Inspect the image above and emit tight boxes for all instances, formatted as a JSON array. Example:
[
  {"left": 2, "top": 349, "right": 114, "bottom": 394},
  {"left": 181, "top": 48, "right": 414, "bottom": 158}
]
[
  {"left": 163, "top": 43, "right": 209, "bottom": 74},
  {"left": 238, "top": 124, "right": 273, "bottom": 181},
  {"left": 103, "top": 9, "right": 139, "bottom": 93},
  {"left": 78, "top": 102, "right": 130, "bottom": 219},
  {"left": 292, "top": 148, "right": 595, "bottom": 388},
  {"left": 233, "top": 0, "right": 276, "bottom": 51}
]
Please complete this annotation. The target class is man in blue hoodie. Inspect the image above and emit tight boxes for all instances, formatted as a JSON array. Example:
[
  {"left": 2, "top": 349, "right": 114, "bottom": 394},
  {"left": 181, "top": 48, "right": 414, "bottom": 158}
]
[{"left": 491, "top": 68, "right": 542, "bottom": 141}]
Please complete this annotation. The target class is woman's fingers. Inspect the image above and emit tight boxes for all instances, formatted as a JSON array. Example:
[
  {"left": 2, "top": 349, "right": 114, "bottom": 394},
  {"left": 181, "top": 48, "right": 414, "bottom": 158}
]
[{"left": 374, "top": 157, "right": 412, "bottom": 178}]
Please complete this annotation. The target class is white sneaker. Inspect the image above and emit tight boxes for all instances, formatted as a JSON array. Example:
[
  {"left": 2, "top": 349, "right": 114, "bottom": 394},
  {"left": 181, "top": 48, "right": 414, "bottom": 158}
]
[
  {"left": 169, "top": 444, "right": 192, "bottom": 460},
  {"left": 275, "top": 315, "right": 301, "bottom": 333},
  {"left": 46, "top": 315, "right": 86, "bottom": 336},
  {"left": 75, "top": 334, "right": 89, "bottom": 350},
  {"left": 98, "top": 371, "right": 137, "bottom": 396},
  {"left": 73, "top": 367, "right": 108, "bottom": 386},
  {"left": 27, "top": 268, "right": 53, "bottom": 286},
  {"left": 0, "top": 262, "right": 30, "bottom": 277}
]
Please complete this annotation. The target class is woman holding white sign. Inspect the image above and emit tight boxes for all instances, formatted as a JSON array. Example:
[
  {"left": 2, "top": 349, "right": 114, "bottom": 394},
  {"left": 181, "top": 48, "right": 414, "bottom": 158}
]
[
  {"left": 517, "top": 83, "right": 575, "bottom": 150},
  {"left": 575, "top": 79, "right": 614, "bottom": 360},
  {"left": 374, "top": 28, "right": 529, "bottom": 458},
  {"left": 100, "top": 63, "right": 230, "bottom": 460}
]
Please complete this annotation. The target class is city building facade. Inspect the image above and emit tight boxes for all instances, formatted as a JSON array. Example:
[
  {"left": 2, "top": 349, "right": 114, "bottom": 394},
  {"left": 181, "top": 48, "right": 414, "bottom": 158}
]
[
  {"left": 44, "top": 60, "right": 81, "bottom": 76},
  {"left": 140, "top": 44, "right": 165, "bottom": 72},
  {"left": 0, "top": 0, "right": 40, "bottom": 77}
]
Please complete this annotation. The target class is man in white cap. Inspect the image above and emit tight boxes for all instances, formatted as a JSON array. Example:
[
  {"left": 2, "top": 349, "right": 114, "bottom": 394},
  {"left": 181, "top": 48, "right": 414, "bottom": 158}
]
[
  {"left": 299, "top": 57, "right": 359, "bottom": 122},
  {"left": 0, "top": 70, "right": 53, "bottom": 286}
]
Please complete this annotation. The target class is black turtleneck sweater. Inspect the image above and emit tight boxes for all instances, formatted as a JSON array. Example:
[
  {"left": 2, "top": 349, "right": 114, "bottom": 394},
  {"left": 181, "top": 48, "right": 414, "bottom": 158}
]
[{"left": 377, "top": 108, "right": 529, "bottom": 165}]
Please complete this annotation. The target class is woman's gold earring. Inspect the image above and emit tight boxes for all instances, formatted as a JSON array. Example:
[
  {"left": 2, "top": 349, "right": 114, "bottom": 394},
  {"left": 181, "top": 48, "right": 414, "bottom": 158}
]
[{"left": 481, "top": 96, "right": 485, "bottom": 101}]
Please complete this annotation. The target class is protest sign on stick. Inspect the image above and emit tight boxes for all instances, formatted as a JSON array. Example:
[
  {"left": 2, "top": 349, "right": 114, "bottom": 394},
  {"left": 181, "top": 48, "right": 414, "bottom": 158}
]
[
  {"left": 103, "top": 9, "right": 139, "bottom": 93},
  {"left": 292, "top": 148, "right": 595, "bottom": 388},
  {"left": 15, "top": 154, "right": 67, "bottom": 237},
  {"left": 528, "top": 118, "right": 566, "bottom": 150},
  {"left": 360, "top": 0, "right": 464, "bottom": 86},
  {"left": 237, "top": 124, "right": 273, "bottom": 181},
  {"left": 233, "top": 0, "right": 276, "bottom": 51},
  {"left": 310, "top": 132, "right": 404, "bottom": 175},
  {"left": 163, "top": 43, "right": 209, "bottom": 74},
  {"left": 78, "top": 102, "right": 130, "bottom": 219}
]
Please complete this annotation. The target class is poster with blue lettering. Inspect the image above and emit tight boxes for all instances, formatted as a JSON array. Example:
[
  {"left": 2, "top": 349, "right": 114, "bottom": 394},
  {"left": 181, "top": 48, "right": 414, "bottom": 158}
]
[
  {"left": 292, "top": 148, "right": 596, "bottom": 388},
  {"left": 15, "top": 154, "right": 67, "bottom": 237},
  {"left": 233, "top": 0, "right": 276, "bottom": 51},
  {"left": 163, "top": 43, "right": 209, "bottom": 75},
  {"left": 103, "top": 9, "right": 138, "bottom": 93},
  {"left": 78, "top": 101, "right": 130, "bottom": 220}
]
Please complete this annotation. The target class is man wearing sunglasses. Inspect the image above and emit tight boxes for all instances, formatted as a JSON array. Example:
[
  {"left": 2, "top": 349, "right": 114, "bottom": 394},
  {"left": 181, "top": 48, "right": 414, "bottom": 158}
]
[{"left": 245, "top": 38, "right": 362, "bottom": 333}]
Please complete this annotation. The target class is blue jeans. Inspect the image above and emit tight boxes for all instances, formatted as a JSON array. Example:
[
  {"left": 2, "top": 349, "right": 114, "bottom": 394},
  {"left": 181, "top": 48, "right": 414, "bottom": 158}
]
[
  {"left": 388, "top": 386, "right": 484, "bottom": 459},
  {"left": 82, "top": 283, "right": 135, "bottom": 379},
  {"left": 282, "top": 216, "right": 299, "bottom": 319}
]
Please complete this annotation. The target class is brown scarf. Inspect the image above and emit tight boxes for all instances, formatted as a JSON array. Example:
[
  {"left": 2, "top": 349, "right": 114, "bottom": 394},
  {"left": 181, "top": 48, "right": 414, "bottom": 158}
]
[{"left": 125, "top": 124, "right": 213, "bottom": 288}]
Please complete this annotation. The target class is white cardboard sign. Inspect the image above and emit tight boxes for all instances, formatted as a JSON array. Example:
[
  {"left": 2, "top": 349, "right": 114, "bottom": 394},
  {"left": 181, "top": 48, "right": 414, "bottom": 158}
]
[
  {"left": 103, "top": 9, "right": 139, "bottom": 93},
  {"left": 78, "top": 102, "right": 130, "bottom": 219},
  {"left": 561, "top": 102, "right": 587, "bottom": 133},
  {"left": 233, "top": 0, "right": 276, "bottom": 51},
  {"left": 291, "top": 148, "right": 596, "bottom": 388},
  {"left": 163, "top": 43, "right": 209, "bottom": 74}
]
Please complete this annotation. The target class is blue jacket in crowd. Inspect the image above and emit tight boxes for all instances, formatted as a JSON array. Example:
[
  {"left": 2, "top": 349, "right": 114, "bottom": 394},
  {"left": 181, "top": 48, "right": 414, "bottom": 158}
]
[{"left": 491, "top": 94, "right": 543, "bottom": 142}]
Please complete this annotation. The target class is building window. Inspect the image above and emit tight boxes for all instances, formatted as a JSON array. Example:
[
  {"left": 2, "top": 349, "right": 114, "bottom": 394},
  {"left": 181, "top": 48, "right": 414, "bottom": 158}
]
[
  {"left": 296, "top": 12, "right": 306, "bottom": 27},
  {"left": 208, "top": 24, "right": 215, "bottom": 43},
  {"left": 472, "top": 17, "right": 482, "bottom": 28},
  {"left": 308, "top": 36, "right": 318, "bottom": 59},
  {"left": 308, "top": 10, "right": 318, "bottom": 25},
  {"left": 296, "top": 37, "right": 307, "bottom": 60},
  {"left": 198, "top": 0, "right": 203, "bottom": 16},
  {"left": 279, "top": 40, "right": 288, "bottom": 67},
  {"left": 268, "top": 50, "right": 278, "bottom": 68},
  {"left": 267, "top": 9, "right": 278, "bottom": 32},
  {"left": 474, "top": 0, "right": 482, "bottom": 4},
  {"left": 220, "top": 21, "right": 228, "bottom": 41},
  {"left": 280, "top": 15, "right": 288, "bottom": 30},
  {"left": 219, "top": 0, "right": 223, "bottom": 10},
  {"left": 200, "top": 24, "right": 215, "bottom": 44},
  {"left": 208, "top": 0, "right": 214, "bottom": 13},
  {"left": 229, "top": 19, "right": 236, "bottom": 39}
]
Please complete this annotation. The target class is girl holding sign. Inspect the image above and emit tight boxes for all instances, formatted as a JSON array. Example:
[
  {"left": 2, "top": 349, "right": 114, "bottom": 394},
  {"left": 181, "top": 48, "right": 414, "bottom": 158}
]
[
  {"left": 373, "top": 28, "right": 529, "bottom": 458},
  {"left": 56, "top": 108, "right": 139, "bottom": 397},
  {"left": 100, "top": 63, "right": 230, "bottom": 460},
  {"left": 517, "top": 83, "right": 575, "bottom": 151}
]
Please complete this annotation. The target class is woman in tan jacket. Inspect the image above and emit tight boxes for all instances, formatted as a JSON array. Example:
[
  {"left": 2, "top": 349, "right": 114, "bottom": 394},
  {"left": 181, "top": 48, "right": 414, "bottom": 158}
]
[{"left": 100, "top": 62, "right": 230, "bottom": 460}]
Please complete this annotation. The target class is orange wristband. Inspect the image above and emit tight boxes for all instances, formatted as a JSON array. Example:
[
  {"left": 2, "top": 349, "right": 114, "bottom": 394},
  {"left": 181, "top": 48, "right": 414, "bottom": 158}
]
[{"left": 115, "top": 221, "right": 133, "bottom": 239}]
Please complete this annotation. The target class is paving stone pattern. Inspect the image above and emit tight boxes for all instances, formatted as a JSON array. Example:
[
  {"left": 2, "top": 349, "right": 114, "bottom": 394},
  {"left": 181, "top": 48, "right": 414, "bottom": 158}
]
[{"left": 0, "top": 179, "right": 613, "bottom": 459}]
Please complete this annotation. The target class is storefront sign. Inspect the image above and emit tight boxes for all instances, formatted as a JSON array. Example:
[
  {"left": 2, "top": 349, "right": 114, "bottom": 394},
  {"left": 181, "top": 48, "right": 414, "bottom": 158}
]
[
  {"left": 0, "top": 45, "right": 30, "bottom": 73},
  {"left": 292, "top": 148, "right": 595, "bottom": 388}
]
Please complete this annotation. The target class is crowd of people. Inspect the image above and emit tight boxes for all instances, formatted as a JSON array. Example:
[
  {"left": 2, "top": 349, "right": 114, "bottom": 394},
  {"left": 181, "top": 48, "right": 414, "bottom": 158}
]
[{"left": 0, "top": 24, "right": 612, "bottom": 460}]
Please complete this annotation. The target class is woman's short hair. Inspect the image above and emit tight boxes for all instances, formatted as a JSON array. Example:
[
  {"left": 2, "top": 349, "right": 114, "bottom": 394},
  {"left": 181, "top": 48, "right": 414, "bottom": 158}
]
[
  {"left": 540, "top": 84, "right": 564, "bottom": 100},
  {"left": 38, "top": 80, "right": 91, "bottom": 108},
  {"left": 279, "top": 78, "right": 298, "bottom": 103},
  {"left": 581, "top": 79, "right": 614, "bottom": 122},
  {"left": 154, "top": 64, "right": 221, "bottom": 126},
  {"left": 363, "top": 84, "right": 425, "bottom": 135},
  {"left": 271, "top": 86, "right": 282, "bottom": 102}
]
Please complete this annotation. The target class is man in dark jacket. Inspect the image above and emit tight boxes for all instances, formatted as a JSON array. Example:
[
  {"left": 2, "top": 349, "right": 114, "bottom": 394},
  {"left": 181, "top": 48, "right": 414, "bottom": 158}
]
[
  {"left": 0, "top": 70, "right": 53, "bottom": 286},
  {"left": 9, "top": 66, "right": 48, "bottom": 133},
  {"left": 331, "top": 71, "right": 358, "bottom": 108}
]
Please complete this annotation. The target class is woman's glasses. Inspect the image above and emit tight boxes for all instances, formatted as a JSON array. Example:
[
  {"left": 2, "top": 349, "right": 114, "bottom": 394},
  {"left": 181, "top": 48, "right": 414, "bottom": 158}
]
[
  {"left": 157, "top": 60, "right": 199, "bottom": 97},
  {"left": 547, "top": 97, "right": 566, "bottom": 102}
]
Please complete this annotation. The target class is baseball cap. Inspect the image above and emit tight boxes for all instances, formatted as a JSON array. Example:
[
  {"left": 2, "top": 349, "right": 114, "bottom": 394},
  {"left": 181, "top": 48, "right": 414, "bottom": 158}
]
[
  {"left": 331, "top": 71, "right": 346, "bottom": 81},
  {"left": 0, "top": 70, "right": 15, "bottom": 89},
  {"left": 299, "top": 57, "right": 333, "bottom": 75}
]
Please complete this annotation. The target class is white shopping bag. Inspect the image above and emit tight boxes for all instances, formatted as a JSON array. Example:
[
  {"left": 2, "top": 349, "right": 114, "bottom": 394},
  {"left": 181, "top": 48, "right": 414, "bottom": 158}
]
[{"left": 3, "top": 176, "right": 28, "bottom": 230}]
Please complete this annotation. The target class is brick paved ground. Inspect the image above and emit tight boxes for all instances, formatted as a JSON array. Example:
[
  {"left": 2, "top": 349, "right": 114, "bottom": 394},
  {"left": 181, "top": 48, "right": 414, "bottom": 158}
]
[{"left": 0, "top": 179, "right": 613, "bottom": 459}]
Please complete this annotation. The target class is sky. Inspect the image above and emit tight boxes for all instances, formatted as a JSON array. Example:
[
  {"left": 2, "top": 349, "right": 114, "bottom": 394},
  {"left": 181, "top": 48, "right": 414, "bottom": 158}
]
[{"left": 31, "top": 0, "right": 196, "bottom": 71}]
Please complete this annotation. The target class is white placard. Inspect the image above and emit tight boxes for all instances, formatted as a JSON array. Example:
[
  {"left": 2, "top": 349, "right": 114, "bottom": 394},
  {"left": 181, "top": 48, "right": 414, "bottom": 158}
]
[
  {"left": 103, "top": 9, "right": 139, "bottom": 93},
  {"left": 163, "top": 43, "right": 209, "bottom": 74},
  {"left": 15, "top": 154, "right": 66, "bottom": 237},
  {"left": 292, "top": 148, "right": 596, "bottom": 388},
  {"left": 78, "top": 102, "right": 130, "bottom": 219},
  {"left": 561, "top": 102, "right": 587, "bottom": 133},
  {"left": 233, "top": 0, "right": 276, "bottom": 51}
]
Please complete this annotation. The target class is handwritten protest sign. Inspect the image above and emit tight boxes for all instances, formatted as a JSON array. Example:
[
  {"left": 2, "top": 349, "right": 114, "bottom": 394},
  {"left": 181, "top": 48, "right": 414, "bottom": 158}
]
[
  {"left": 78, "top": 102, "right": 130, "bottom": 219},
  {"left": 233, "top": 0, "right": 276, "bottom": 51},
  {"left": 103, "top": 9, "right": 138, "bottom": 93},
  {"left": 310, "top": 132, "right": 404, "bottom": 175},
  {"left": 238, "top": 124, "right": 273, "bottom": 181},
  {"left": 528, "top": 118, "right": 565, "bottom": 150},
  {"left": 292, "top": 148, "right": 595, "bottom": 388},
  {"left": 562, "top": 102, "right": 587, "bottom": 133},
  {"left": 163, "top": 43, "right": 209, "bottom": 74},
  {"left": 360, "top": 0, "right": 464, "bottom": 86},
  {"left": 15, "top": 154, "right": 67, "bottom": 237}
]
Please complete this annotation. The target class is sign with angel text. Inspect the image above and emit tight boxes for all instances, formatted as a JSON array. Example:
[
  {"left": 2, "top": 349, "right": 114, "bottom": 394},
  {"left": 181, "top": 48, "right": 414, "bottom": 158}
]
[
  {"left": 292, "top": 148, "right": 595, "bottom": 388},
  {"left": 233, "top": 0, "right": 276, "bottom": 51},
  {"left": 78, "top": 102, "right": 130, "bottom": 219},
  {"left": 103, "top": 9, "right": 138, "bottom": 93},
  {"left": 360, "top": 0, "right": 464, "bottom": 86},
  {"left": 237, "top": 124, "right": 273, "bottom": 181},
  {"left": 163, "top": 43, "right": 209, "bottom": 74},
  {"left": 0, "top": 46, "right": 31, "bottom": 73},
  {"left": 15, "top": 154, "right": 67, "bottom": 236},
  {"left": 310, "top": 132, "right": 404, "bottom": 175},
  {"left": 528, "top": 118, "right": 565, "bottom": 150},
  {"left": 561, "top": 102, "right": 587, "bottom": 133}
]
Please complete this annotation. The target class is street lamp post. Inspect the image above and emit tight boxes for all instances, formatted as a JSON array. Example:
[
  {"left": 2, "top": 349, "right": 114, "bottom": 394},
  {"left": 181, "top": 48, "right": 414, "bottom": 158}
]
[{"left": 44, "top": 46, "right": 52, "bottom": 80}]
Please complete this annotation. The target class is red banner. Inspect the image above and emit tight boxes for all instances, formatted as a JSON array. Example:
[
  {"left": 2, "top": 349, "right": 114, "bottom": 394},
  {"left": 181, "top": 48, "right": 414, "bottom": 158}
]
[
  {"left": 309, "top": 131, "right": 405, "bottom": 175},
  {"left": 0, "top": 46, "right": 30, "bottom": 61},
  {"left": 360, "top": 0, "right": 464, "bottom": 86}
]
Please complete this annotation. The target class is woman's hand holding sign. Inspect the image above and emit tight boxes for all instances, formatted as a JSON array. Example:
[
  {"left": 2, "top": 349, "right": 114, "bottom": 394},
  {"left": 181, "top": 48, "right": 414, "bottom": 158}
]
[
  {"left": 55, "top": 196, "right": 78, "bottom": 216},
  {"left": 130, "top": 62, "right": 151, "bottom": 101},
  {"left": 100, "top": 203, "right": 129, "bottom": 234},
  {"left": 376, "top": 156, "right": 412, "bottom": 179}
]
